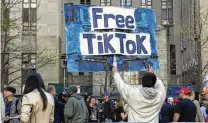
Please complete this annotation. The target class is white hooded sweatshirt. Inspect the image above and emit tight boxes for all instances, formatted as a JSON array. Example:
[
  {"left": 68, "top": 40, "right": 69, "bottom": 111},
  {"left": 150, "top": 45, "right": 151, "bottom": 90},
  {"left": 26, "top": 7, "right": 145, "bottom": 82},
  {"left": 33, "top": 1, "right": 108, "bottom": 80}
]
[
  {"left": 114, "top": 72, "right": 166, "bottom": 123},
  {"left": 0, "top": 93, "right": 5, "bottom": 123}
]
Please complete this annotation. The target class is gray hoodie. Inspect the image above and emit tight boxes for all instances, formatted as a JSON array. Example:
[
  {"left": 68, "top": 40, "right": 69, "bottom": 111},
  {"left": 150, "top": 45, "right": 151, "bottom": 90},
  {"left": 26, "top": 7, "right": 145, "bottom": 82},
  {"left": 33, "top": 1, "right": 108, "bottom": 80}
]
[{"left": 64, "top": 93, "right": 89, "bottom": 123}]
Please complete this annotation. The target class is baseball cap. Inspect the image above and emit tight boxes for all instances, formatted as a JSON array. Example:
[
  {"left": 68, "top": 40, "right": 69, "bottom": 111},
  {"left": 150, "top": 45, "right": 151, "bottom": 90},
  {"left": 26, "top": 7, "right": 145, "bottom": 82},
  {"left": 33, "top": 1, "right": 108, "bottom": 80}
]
[
  {"left": 102, "top": 92, "right": 110, "bottom": 97},
  {"left": 177, "top": 88, "right": 190, "bottom": 95},
  {"left": 173, "top": 98, "right": 179, "bottom": 103},
  {"left": 168, "top": 97, "right": 173, "bottom": 102},
  {"left": 68, "top": 85, "right": 77, "bottom": 92}
]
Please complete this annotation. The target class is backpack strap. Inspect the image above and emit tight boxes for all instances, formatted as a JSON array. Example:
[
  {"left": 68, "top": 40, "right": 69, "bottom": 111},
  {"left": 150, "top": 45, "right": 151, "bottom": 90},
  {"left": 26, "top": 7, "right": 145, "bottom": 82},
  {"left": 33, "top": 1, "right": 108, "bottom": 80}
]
[{"left": 15, "top": 99, "right": 19, "bottom": 114}]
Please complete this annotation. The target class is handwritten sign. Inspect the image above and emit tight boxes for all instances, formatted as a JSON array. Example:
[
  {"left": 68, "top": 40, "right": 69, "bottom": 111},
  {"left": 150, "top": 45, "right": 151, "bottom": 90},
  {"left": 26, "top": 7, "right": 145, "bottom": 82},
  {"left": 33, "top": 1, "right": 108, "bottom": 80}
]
[
  {"left": 90, "top": 7, "right": 136, "bottom": 31},
  {"left": 80, "top": 32, "right": 151, "bottom": 55},
  {"left": 64, "top": 4, "right": 159, "bottom": 72}
]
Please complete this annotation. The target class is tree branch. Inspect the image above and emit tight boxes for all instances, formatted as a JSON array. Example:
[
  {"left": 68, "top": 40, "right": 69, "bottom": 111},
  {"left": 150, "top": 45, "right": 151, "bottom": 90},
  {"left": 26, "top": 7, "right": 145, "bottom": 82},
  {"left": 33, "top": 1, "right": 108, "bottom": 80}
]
[
  {"left": 8, "top": 68, "right": 21, "bottom": 76},
  {"left": 8, "top": 76, "right": 21, "bottom": 85}
]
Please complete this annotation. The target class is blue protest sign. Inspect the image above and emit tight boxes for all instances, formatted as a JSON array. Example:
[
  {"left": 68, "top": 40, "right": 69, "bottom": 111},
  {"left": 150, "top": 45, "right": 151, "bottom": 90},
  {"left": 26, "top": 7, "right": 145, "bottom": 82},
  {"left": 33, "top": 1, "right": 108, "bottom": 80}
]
[{"left": 64, "top": 4, "right": 159, "bottom": 72}]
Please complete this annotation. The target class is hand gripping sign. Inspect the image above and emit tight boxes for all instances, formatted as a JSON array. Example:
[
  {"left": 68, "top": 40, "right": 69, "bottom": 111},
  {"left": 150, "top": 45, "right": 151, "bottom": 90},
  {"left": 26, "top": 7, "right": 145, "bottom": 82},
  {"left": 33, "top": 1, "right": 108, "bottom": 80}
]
[{"left": 64, "top": 4, "right": 159, "bottom": 72}]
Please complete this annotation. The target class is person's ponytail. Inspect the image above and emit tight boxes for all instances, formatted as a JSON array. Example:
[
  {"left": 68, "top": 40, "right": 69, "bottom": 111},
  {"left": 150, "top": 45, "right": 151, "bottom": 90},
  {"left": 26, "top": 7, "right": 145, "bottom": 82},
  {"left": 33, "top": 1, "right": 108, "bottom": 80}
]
[{"left": 37, "top": 87, "right": 48, "bottom": 111}]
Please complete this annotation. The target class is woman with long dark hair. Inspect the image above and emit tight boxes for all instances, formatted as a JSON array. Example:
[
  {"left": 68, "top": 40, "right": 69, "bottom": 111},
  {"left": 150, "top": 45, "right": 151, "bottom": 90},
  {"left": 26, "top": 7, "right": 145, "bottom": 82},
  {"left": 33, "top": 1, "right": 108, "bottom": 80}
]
[{"left": 20, "top": 73, "right": 54, "bottom": 123}]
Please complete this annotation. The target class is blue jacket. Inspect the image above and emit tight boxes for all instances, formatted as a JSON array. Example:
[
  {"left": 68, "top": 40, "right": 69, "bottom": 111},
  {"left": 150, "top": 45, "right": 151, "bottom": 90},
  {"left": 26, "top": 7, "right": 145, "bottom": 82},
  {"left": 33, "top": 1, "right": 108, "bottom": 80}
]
[
  {"left": 160, "top": 103, "right": 174, "bottom": 123},
  {"left": 54, "top": 97, "right": 66, "bottom": 123}
]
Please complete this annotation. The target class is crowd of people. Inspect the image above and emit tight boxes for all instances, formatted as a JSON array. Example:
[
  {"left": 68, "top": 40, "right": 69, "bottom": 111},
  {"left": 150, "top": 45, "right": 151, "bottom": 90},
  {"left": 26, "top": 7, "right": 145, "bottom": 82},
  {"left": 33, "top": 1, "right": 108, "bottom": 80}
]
[{"left": 0, "top": 66, "right": 207, "bottom": 122}]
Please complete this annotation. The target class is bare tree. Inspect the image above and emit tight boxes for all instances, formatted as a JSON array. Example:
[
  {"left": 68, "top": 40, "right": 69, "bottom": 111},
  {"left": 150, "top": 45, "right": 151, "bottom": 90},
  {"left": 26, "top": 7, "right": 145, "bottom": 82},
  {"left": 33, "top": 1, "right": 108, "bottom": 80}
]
[
  {"left": 176, "top": 3, "right": 208, "bottom": 90},
  {"left": 1, "top": 0, "right": 58, "bottom": 90}
]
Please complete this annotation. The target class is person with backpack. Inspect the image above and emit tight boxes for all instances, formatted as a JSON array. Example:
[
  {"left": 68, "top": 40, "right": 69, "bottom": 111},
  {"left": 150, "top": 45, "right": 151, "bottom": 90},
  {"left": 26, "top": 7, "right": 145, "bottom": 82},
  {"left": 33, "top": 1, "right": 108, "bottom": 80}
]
[
  {"left": 3, "top": 87, "right": 21, "bottom": 123},
  {"left": 64, "top": 85, "right": 89, "bottom": 123}
]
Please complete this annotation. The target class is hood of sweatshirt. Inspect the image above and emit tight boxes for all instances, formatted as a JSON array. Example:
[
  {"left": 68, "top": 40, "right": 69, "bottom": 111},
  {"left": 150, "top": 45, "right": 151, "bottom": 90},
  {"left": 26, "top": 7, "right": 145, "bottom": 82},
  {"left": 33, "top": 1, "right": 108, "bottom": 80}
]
[
  {"left": 70, "top": 93, "right": 82, "bottom": 100},
  {"left": 140, "top": 87, "right": 157, "bottom": 100}
]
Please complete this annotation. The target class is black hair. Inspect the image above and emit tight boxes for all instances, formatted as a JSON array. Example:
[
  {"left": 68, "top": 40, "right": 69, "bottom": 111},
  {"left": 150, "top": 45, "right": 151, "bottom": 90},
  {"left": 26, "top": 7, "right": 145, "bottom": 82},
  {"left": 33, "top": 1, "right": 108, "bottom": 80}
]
[
  {"left": 58, "top": 92, "right": 67, "bottom": 103},
  {"left": 165, "top": 98, "right": 168, "bottom": 103},
  {"left": 194, "top": 91, "right": 199, "bottom": 101},
  {"left": 142, "top": 72, "right": 157, "bottom": 88},
  {"left": 4, "top": 87, "right": 16, "bottom": 94},
  {"left": 23, "top": 73, "right": 48, "bottom": 111},
  {"left": 36, "top": 73, "right": 46, "bottom": 90},
  {"left": 89, "top": 96, "right": 95, "bottom": 103}
]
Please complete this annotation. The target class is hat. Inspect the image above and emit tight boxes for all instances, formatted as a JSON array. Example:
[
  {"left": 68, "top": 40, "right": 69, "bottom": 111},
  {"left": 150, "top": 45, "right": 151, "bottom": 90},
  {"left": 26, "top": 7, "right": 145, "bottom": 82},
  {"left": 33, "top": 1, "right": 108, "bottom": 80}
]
[
  {"left": 102, "top": 92, "right": 110, "bottom": 97},
  {"left": 177, "top": 88, "right": 190, "bottom": 95},
  {"left": 62, "top": 91, "right": 67, "bottom": 95},
  {"left": 173, "top": 98, "right": 179, "bottom": 103},
  {"left": 68, "top": 85, "right": 77, "bottom": 93},
  {"left": 4, "top": 87, "right": 16, "bottom": 94},
  {"left": 168, "top": 97, "right": 173, "bottom": 102}
]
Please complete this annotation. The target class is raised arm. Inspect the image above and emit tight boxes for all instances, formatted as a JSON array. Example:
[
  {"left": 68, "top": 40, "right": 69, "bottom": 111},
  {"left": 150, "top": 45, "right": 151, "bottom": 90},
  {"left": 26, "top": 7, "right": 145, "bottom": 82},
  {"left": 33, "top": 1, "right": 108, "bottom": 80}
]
[
  {"left": 154, "top": 77, "right": 166, "bottom": 93},
  {"left": 113, "top": 67, "right": 134, "bottom": 101}
]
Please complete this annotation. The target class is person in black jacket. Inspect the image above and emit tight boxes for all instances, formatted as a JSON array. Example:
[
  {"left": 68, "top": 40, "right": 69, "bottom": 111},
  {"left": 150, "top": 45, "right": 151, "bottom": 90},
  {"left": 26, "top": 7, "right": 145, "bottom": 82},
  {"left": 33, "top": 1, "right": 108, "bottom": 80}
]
[
  {"left": 100, "top": 92, "right": 114, "bottom": 122},
  {"left": 57, "top": 92, "right": 68, "bottom": 123},
  {"left": 160, "top": 97, "right": 174, "bottom": 123},
  {"left": 88, "top": 96, "right": 100, "bottom": 122},
  {"left": 113, "top": 97, "right": 128, "bottom": 122}
]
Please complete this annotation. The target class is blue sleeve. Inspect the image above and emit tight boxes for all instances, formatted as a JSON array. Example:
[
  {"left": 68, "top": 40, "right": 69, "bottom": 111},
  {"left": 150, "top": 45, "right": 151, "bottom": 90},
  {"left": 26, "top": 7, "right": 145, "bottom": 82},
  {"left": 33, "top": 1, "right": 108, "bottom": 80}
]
[{"left": 55, "top": 97, "right": 65, "bottom": 106}]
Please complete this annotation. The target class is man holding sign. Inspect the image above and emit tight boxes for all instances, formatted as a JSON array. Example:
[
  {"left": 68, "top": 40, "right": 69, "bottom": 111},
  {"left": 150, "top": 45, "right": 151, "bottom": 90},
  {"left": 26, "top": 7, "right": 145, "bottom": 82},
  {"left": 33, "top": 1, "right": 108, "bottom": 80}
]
[{"left": 112, "top": 66, "right": 166, "bottom": 123}]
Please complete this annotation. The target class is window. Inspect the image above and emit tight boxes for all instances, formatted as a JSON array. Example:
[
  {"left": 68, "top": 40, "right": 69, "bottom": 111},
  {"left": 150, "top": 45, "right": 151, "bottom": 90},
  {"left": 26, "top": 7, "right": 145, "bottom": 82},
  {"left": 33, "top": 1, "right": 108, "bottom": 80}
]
[
  {"left": 170, "top": 45, "right": 176, "bottom": 75},
  {"left": 80, "top": 0, "right": 91, "bottom": 4},
  {"left": 121, "top": 0, "right": 132, "bottom": 7},
  {"left": 80, "top": 0, "right": 85, "bottom": 4},
  {"left": 79, "top": 72, "right": 84, "bottom": 76},
  {"left": 161, "top": 0, "right": 173, "bottom": 24},
  {"left": 23, "top": 8, "right": 29, "bottom": 22},
  {"left": 22, "top": 0, "right": 37, "bottom": 31},
  {"left": 21, "top": 53, "right": 37, "bottom": 84},
  {"left": 141, "top": 0, "right": 152, "bottom": 8},
  {"left": 30, "top": 8, "right": 37, "bottom": 22},
  {"left": 100, "top": 0, "right": 111, "bottom": 6}
]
